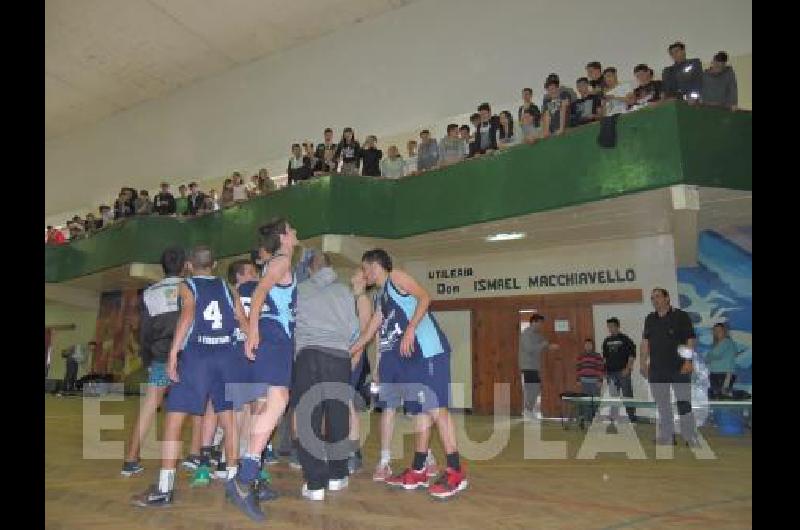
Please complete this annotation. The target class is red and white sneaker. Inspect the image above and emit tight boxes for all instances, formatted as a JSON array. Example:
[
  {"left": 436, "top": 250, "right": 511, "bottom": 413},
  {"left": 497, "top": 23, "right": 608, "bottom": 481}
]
[
  {"left": 429, "top": 467, "right": 468, "bottom": 499},
  {"left": 385, "top": 468, "right": 429, "bottom": 490},
  {"left": 373, "top": 462, "right": 392, "bottom": 482}
]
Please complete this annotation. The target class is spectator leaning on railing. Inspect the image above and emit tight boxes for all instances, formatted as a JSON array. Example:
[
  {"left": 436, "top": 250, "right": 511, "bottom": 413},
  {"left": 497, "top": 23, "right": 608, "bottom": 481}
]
[
  {"left": 662, "top": 41, "right": 703, "bottom": 103},
  {"left": 629, "top": 65, "right": 663, "bottom": 111},
  {"left": 417, "top": 129, "right": 439, "bottom": 172},
  {"left": 135, "top": 190, "right": 153, "bottom": 215},
  {"left": 288, "top": 143, "right": 313, "bottom": 185},
  {"left": 186, "top": 182, "right": 206, "bottom": 216},
  {"left": 585, "top": 61, "right": 604, "bottom": 95},
  {"left": 379, "top": 145, "right": 405, "bottom": 178},
  {"left": 702, "top": 51, "right": 737, "bottom": 111},
  {"left": 572, "top": 77, "right": 602, "bottom": 126},
  {"left": 175, "top": 184, "right": 188, "bottom": 215},
  {"left": 601, "top": 67, "right": 632, "bottom": 117},
  {"left": 154, "top": 183, "right": 176, "bottom": 216},
  {"left": 360, "top": 135, "right": 383, "bottom": 177},
  {"left": 439, "top": 124, "right": 465, "bottom": 166},
  {"left": 542, "top": 77, "right": 572, "bottom": 138}
]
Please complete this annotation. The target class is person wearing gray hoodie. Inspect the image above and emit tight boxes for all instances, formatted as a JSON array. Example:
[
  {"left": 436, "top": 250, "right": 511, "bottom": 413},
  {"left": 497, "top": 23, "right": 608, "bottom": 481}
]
[
  {"left": 702, "top": 51, "right": 738, "bottom": 110},
  {"left": 292, "top": 250, "right": 370, "bottom": 500}
]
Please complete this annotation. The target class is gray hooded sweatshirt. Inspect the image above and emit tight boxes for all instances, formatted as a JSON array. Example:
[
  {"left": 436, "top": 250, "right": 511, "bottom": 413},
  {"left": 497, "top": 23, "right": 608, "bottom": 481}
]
[
  {"left": 701, "top": 66, "right": 738, "bottom": 108},
  {"left": 294, "top": 266, "right": 359, "bottom": 358}
]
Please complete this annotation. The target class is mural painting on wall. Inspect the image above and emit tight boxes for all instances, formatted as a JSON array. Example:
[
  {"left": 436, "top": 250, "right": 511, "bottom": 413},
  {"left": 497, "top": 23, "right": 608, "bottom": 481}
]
[
  {"left": 678, "top": 227, "right": 752, "bottom": 393},
  {"left": 92, "top": 289, "right": 144, "bottom": 381}
]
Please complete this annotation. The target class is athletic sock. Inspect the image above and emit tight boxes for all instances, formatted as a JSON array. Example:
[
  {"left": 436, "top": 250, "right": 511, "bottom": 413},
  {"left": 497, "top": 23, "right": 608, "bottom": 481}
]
[
  {"left": 380, "top": 450, "right": 391, "bottom": 465},
  {"left": 199, "top": 445, "right": 213, "bottom": 467},
  {"left": 238, "top": 454, "right": 260, "bottom": 484},
  {"left": 158, "top": 468, "right": 176, "bottom": 494},
  {"left": 446, "top": 452, "right": 461, "bottom": 472},
  {"left": 412, "top": 451, "right": 427, "bottom": 472},
  {"left": 226, "top": 465, "right": 238, "bottom": 480}
]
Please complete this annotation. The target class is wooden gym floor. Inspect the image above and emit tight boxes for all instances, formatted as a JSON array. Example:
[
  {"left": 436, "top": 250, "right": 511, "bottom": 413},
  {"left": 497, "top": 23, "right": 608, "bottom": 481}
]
[{"left": 45, "top": 394, "right": 752, "bottom": 530}]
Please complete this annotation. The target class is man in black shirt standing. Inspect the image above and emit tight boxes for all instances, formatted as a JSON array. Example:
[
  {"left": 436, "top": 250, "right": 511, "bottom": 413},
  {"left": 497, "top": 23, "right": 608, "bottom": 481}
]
[
  {"left": 641, "top": 288, "right": 700, "bottom": 447},
  {"left": 661, "top": 42, "right": 703, "bottom": 103},
  {"left": 602, "top": 317, "right": 637, "bottom": 429},
  {"left": 154, "top": 182, "right": 176, "bottom": 216},
  {"left": 186, "top": 182, "right": 206, "bottom": 216}
]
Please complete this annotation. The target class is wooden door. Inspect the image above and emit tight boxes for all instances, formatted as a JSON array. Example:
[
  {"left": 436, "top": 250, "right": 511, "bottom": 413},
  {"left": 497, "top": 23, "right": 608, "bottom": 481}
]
[{"left": 471, "top": 307, "right": 521, "bottom": 414}]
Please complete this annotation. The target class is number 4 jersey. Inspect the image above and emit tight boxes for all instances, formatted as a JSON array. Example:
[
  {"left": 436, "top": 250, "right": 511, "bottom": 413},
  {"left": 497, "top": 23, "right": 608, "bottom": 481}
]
[{"left": 183, "top": 275, "right": 237, "bottom": 348}]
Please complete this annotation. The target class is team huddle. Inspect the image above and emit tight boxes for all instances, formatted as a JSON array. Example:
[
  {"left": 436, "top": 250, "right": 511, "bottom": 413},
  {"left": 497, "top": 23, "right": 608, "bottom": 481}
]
[{"left": 125, "top": 218, "right": 467, "bottom": 522}]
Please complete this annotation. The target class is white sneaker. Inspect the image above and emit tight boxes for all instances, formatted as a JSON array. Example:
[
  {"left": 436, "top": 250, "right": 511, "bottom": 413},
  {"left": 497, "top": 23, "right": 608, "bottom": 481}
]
[
  {"left": 327, "top": 477, "right": 349, "bottom": 491},
  {"left": 301, "top": 483, "right": 325, "bottom": 501}
]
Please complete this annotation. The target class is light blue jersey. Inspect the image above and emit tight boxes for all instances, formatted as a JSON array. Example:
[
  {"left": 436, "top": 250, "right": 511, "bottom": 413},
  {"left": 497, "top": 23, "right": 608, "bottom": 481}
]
[{"left": 378, "top": 278, "right": 450, "bottom": 359}]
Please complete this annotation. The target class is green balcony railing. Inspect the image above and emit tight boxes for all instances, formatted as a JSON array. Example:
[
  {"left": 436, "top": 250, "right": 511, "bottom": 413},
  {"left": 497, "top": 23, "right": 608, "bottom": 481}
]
[{"left": 46, "top": 101, "right": 751, "bottom": 283}]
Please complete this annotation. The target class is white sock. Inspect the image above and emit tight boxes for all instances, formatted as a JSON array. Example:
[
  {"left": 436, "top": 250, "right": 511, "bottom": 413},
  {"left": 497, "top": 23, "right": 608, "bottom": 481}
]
[
  {"left": 426, "top": 449, "right": 436, "bottom": 465},
  {"left": 227, "top": 465, "right": 238, "bottom": 480},
  {"left": 212, "top": 427, "right": 224, "bottom": 447},
  {"left": 380, "top": 450, "right": 391, "bottom": 465},
  {"left": 158, "top": 469, "right": 176, "bottom": 493}
]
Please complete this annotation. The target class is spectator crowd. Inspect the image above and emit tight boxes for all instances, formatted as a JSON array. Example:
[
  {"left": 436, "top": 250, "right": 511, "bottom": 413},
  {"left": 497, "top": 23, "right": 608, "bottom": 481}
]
[{"left": 46, "top": 41, "right": 740, "bottom": 246}]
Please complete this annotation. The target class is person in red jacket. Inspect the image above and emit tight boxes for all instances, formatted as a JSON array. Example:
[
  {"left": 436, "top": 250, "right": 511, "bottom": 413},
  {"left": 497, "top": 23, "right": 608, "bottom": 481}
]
[{"left": 46, "top": 226, "right": 65, "bottom": 245}]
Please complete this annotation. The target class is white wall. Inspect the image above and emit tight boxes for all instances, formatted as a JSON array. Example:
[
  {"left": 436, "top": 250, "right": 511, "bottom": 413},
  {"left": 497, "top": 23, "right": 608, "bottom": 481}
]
[
  {"left": 45, "top": 0, "right": 752, "bottom": 225},
  {"left": 404, "top": 234, "right": 679, "bottom": 302}
]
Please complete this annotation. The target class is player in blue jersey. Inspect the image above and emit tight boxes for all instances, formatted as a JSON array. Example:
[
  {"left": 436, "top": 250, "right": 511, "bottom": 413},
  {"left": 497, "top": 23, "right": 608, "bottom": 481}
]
[
  {"left": 225, "top": 219, "right": 299, "bottom": 522},
  {"left": 349, "top": 249, "right": 468, "bottom": 498},
  {"left": 131, "top": 245, "right": 249, "bottom": 508}
]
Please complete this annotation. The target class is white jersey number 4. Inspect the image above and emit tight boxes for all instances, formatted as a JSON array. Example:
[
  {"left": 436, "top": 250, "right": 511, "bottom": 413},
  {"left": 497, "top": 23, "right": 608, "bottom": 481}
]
[{"left": 203, "top": 301, "right": 223, "bottom": 329}]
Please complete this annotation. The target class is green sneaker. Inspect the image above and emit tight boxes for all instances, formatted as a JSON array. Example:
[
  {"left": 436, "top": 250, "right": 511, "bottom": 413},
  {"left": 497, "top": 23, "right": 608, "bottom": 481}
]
[
  {"left": 190, "top": 465, "right": 211, "bottom": 487},
  {"left": 259, "top": 468, "right": 271, "bottom": 484}
]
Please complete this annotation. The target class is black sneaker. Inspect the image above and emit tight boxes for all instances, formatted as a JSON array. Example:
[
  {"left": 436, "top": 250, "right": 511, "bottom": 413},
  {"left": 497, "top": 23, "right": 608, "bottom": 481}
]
[
  {"left": 121, "top": 460, "right": 144, "bottom": 477},
  {"left": 181, "top": 454, "right": 201, "bottom": 471},
  {"left": 347, "top": 452, "right": 363, "bottom": 475},
  {"left": 256, "top": 480, "right": 280, "bottom": 502},
  {"left": 131, "top": 485, "right": 173, "bottom": 507}
]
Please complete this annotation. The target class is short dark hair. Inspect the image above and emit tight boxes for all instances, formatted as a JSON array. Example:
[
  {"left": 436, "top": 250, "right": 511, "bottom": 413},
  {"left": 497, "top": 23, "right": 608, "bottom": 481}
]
[
  {"left": 606, "top": 317, "right": 620, "bottom": 326},
  {"left": 179, "top": 184, "right": 187, "bottom": 189},
  {"left": 189, "top": 182, "right": 197, "bottom": 188},
  {"left": 544, "top": 78, "right": 559, "bottom": 89},
  {"left": 603, "top": 67, "right": 617, "bottom": 76},
  {"left": 459, "top": 124, "right": 470, "bottom": 132},
  {"left": 258, "top": 218, "right": 289, "bottom": 255},
  {"left": 652, "top": 287, "right": 670, "bottom": 298},
  {"left": 161, "top": 182, "right": 169, "bottom": 187},
  {"left": 477, "top": 102, "right": 491, "bottom": 113},
  {"left": 586, "top": 61, "right": 602, "bottom": 70},
  {"left": 576, "top": 77, "right": 589, "bottom": 85},
  {"left": 470, "top": 112, "right": 480, "bottom": 121},
  {"left": 529, "top": 314, "right": 545, "bottom": 323},
  {"left": 585, "top": 338, "right": 595, "bottom": 346},
  {"left": 227, "top": 259, "right": 253, "bottom": 285},
  {"left": 633, "top": 63, "right": 650, "bottom": 73},
  {"left": 668, "top": 41, "right": 685, "bottom": 52},
  {"left": 161, "top": 246, "right": 186, "bottom": 276},
  {"left": 522, "top": 87, "right": 533, "bottom": 95},
  {"left": 324, "top": 127, "right": 333, "bottom": 133},
  {"left": 447, "top": 124, "right": 458, "bottom": 133},
  {"left": 291, "top": 143, "right": 301, "bottom": 149},
  {"left": 361, "top": 248, "right": 392, "bottom": 272},
  {"left": 140, "top": 190, "right": 149, "bottom": 196},
  {"left": 420, "top": 129, "right": 430, "bottom": 135},
  {"left": 713, "top": 51, "right": 729, "bottom": 63},
  {"left": 190, "top": 245, "right": 214, "bottom": 270},
  {"left": 546, "top": 73, "right": 560, "bottom": 83}
]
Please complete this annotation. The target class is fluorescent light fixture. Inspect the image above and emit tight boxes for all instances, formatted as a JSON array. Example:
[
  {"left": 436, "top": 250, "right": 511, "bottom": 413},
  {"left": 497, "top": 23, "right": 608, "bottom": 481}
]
[{"left": 486, "top": 232, "right": 526, "bottom": 242}]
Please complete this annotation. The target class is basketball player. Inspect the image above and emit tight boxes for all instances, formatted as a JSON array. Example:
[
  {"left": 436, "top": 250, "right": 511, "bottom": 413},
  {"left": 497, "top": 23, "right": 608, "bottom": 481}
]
[
  {"left": 121, "top": 246, "right": 186, "bottom": 476},
  {"left": 131, "top": 245, "right": 248, "bottom": 507},
  {"left": 225, "top": 219, "right": 298, "bottom": 522},
  {"left": 349, "top": 249, "right": 468, "bottom": 498}
]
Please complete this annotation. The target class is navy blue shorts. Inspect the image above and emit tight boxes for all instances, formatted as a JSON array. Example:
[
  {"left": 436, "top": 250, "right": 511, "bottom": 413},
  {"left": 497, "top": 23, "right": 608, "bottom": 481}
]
[
  {"left": 165, "top": 345, "right": 238, "bottom": 415},
  {"left": 251, "top": 330, "right": 294, "bottom": 391},
  {"left": 376, "top": 352, "right": 450, "bottom": 414}
]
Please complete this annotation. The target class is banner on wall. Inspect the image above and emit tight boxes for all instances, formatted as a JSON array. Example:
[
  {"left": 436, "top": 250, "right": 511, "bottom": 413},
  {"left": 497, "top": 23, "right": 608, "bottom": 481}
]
[{"left": 92, "top": 289, "right": 144, "bottom": 382}]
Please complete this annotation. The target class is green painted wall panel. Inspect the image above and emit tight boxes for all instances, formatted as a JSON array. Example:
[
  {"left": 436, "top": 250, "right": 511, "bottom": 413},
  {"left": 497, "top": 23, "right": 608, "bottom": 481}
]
[{"left": 45, "top": 102, "right": 751, "bottom": 283}]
